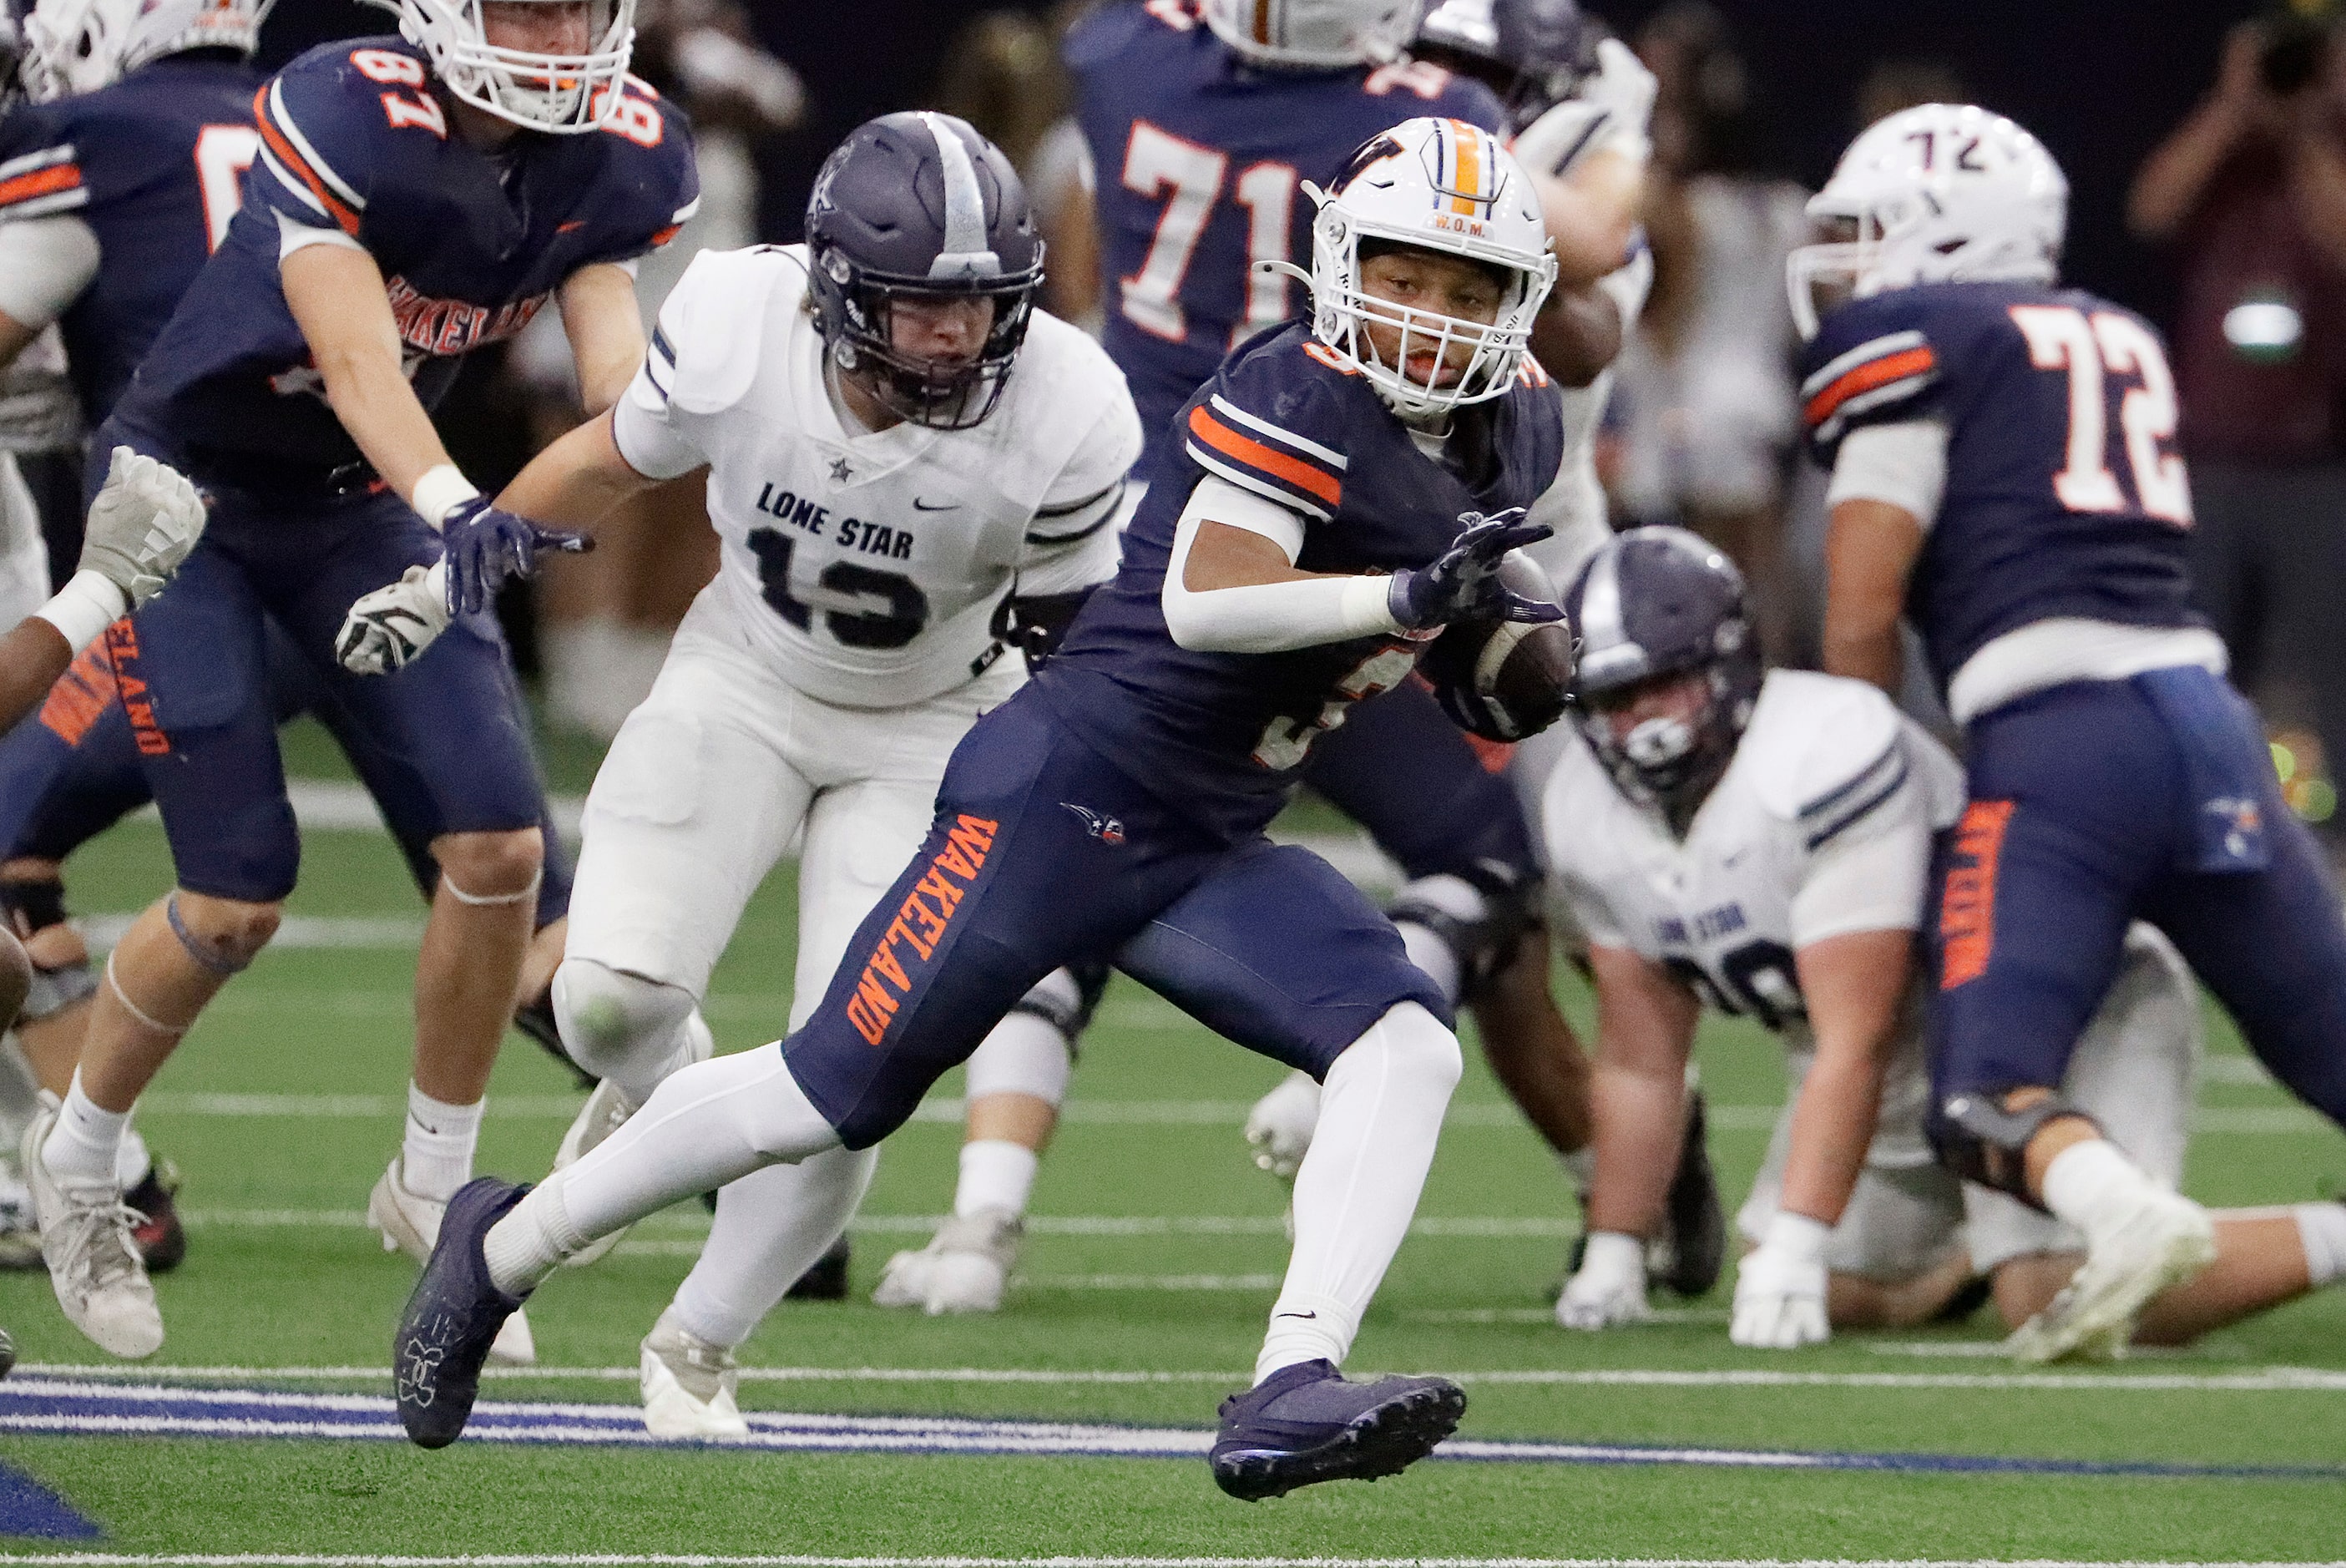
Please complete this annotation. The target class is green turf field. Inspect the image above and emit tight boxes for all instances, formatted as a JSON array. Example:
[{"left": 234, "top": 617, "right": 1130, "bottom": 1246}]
[{"left": 0, "top": 771, "right": 2341, "bottom": 1564}]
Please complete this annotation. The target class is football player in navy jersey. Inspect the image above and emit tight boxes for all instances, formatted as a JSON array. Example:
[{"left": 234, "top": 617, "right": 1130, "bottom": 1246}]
[
  {"left": 19, "top": 0, "right": 696, "bottom": 1363},
  {"left": 871, "top": 0, "right": 1723, "bottom": 1317},
  {"left": 0, "top": 0, "right": 582, "bottom": 1273},
  {"left": 397, "top": 118, "right": 1560, "bottom": 1499},
  {"left": 1803, "top": 104, "right": 2346, "bottom": 1360}
]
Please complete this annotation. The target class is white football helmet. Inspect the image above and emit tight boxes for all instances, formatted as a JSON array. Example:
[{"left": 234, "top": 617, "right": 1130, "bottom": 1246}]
[
  {"left": 1202, "top": 0, "right": 1423, "bottom": 69},
  {"left": 1304, "top": 116, "right": 1557, "bottom": 417},
  {"left": 19, "top": 0, "right": 270, "bottom": 102},
  {"left": 1787, "top": 103, "right": 2067, "bottom": 340},
  {"left": 365, "top": 0, "right": 637, "bottom": 134}
]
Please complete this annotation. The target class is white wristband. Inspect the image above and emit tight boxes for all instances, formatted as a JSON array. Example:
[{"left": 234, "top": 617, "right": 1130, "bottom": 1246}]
[
  {"left": 1762, "top": 1210, "right": 1833, "bottom": 1265},
  {"left": 409, "top": 464, "right": 481, "bottom": 531},
  {"left": 33, "top": 569, "right": 129, "bottom": 654}
]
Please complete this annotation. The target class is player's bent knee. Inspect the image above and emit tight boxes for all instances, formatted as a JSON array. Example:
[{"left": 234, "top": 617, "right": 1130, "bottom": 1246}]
[
  {"left": 1930, "top": 1090, "right": 2097, "bottom": 1205},
  {"left": 433, "top": 827, "right": 546, "bottom": 903},
  {"left": 1344, "top": 1000, "right": 1463, "bottom": 1095},
  {"left": 552, "top": 957, "right": 695, "bottom": 1080},
  {"left": 170, "top": 890, "right": 282, "bottom": 969}
]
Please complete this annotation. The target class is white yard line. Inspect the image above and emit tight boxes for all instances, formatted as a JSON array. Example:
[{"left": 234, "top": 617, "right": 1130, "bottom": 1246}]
[
  {"left": 19, "top": 1362, "right": 2346, "bottom": 1393},
  {"left": 0, "top": 1557, "right": 2336, "bottom": 1567}
]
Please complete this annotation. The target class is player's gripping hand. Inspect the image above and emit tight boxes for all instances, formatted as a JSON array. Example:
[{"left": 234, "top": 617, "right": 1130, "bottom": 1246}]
[
  {"left": 80, "top": 446, "right": 206, "bottom": 610},
  {"left": 1557, "top": 1231, "right": 1652, "bottom": 1330},
  {"left": 1730, "top": 1211, "right": 1832, "bottom": 1349},
  {"left": 1387, "top": 510, "right": 1560, "bottom": 630},
  {"left": 1244, "top": 1070, "right": 1322, "bottom": 1181},
  {"left": 439, "top": 497, "right": 592, "bottom": 617},
  {"left": 337, "top": 564, "right": 448, "bottom": 676}
]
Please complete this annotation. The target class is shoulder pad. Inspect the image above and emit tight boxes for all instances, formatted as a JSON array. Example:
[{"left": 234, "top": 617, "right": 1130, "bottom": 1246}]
[
  {"left": 1003, "top": 312, "right": 1144, "bottom": 507},
  {"left": 1799, "top": 292, "right": 1943, "bottom": 458},
  {"left": 1064, "top": 0, "right": 1155, "bottom": 73},
  {"left": 253, "top": 39, "right": 433, "bottom": 235},
  {"left": 584, "top": 83, "right": 701, "bottom": 259},
  {"left": 1742, "top": 671, "right": 1909, "bottom": 837},
  {"left": 1183, "top": 330, "right": 1358, "bottom": 521},
  {"left": 0, "top": 102, "right": 84, "bottom": 222},
  {"left": 659, "top": 245, "right": 796, "bottom": 417}
]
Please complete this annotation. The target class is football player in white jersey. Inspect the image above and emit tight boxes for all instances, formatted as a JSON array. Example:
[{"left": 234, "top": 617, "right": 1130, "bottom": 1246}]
[
  {"left": 1551, "top": 529, "right": 2346, "bottom": 1350},
  {"left": 427, "top": 112, "right": 1139, "bottom": 1434}
]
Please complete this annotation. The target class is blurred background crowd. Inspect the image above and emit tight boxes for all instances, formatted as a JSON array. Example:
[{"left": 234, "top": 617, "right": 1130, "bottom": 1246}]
[{"left": 253, "top": 0, "right": 2346, "bottom": 845}]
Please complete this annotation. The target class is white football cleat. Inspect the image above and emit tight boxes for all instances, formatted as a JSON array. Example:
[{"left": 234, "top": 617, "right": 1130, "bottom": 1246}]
[
  {"left": 367, "top": 1154, "right": 537, "bottom": 1367},
  {"left": 640, "top": 1306, "right": 749, "bottom": 1439},
  {"left": 2005, "top": 1186, "right": 2216, "bottom": 1364},
  {"left": 554, "top": 1010, "right": 714, "bottom": 1269},
  {"left": 23, "top": 1100, "right": 161, "bottom": 1358},
  {"left": 1244, "top": 1070, "right": 1322, "bottom": 1181},
  {"left": 872, "top": 1206, "right": 1022, "bottom": 1314}
]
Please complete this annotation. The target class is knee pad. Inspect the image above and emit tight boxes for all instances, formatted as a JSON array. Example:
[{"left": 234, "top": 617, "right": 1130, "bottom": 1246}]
[
  {"left": 1005, "top": 964, "right": 1108, "bottom": 1047},
  {"left": 1930, "top": 1090, "right": 2101, "bottom": 1205},
  {"left": 1385, "top": 859, "right": 1541, "bottom": 1005},
  {"left": 552, "top": 958, "right": 696, "bottom": 1083}
]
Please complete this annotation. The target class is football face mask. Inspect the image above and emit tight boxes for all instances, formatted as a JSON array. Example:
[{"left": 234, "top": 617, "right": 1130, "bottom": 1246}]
[{"left": 377, "top": 0, "right": 636, "bottom": 134}]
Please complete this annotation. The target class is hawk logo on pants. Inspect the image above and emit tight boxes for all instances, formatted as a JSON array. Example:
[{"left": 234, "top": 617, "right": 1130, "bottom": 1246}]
[
  {"left": 1059, "top": 802, "right": 1125, "bottom": 844},
  {"left": 844, "top": 815, "right": 997, "bottom": 1046}
]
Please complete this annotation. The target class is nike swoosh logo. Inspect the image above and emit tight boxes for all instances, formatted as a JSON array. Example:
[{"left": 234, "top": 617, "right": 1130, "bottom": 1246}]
[
  {"left": 912, "top": 498, "right": 960, "bottom": 512},
  {"left": 1274, "top": 1310, "right": 1317, "bottom": 1320}
]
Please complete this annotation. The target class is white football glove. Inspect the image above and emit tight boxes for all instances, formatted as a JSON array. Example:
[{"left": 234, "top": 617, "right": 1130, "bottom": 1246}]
[
  {"left": 1730, "top": 1211, "right": 1833, "bottom": 1349},
  {"left": 79, "top": 445, "right": 206, "bottom": 611},
  {"left": 336, "top": 562, "right": 450, "bottom": 675},
  {"left": 1556, "top": 1230, "right": 1651, "bottom": 1330},
  {"left": 1243, "top": 1069, "right": 1322, "bottom": 1181}
]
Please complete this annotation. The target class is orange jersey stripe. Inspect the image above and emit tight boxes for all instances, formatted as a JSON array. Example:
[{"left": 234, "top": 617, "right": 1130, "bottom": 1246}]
[
  {"left": 254, "top": 85, "right": 361, "bottom": 235},
  {"left": 0, "top": 162, "right": 81, "bottom": 210},
  {"left": 1187, "top": 405, "right": 1343, "bottom": 509},
  {"left": 1803, "top": 345, "right": 1935, "bottom": 429}
]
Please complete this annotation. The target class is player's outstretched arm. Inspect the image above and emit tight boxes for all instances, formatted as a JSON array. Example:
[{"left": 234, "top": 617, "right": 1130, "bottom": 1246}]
[
  {"left": 1559, "top": 943, "right": 1696, "bottom": 1330},
  {"left": 1514, "top": 39, "right": 1652, "bottom": 287},
  {"left": 556, "top": 264, "right": 651, "bottom": 417},
  {"left": 1821, "top": 498, "right": 1924, "bottom": 694}
]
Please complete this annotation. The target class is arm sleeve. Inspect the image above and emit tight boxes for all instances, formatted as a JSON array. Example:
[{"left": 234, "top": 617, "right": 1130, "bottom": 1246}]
[
  {"left": 1160, "top": 477, "right": 1398, "bottom": 654},
  {"left": 609, "top": 322, "right": 705, "bottom": 480},
  {"left": 0, "top": 214, "right": 99, "bottom": 330},
  {"left": 1825, "top": 419, "right": 1947, "bottom": 532},
  {"left": 1788, "top": 772, "right": 1932, "bottom": 947}
]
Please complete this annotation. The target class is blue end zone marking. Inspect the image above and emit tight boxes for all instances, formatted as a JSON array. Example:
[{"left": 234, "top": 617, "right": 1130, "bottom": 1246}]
[
  {"left": 0, "top": 1459, "right": 99, "bottom": 1540},
  {"left": 0, "top": 1378, "right": 2338, "bottom": 1481}
]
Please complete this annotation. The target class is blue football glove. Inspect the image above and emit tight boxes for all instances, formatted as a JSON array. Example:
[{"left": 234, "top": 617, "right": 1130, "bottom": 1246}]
[
  {"left": 1386, "top": 508, "right": 1559, "bottom": 630},
  {"left": 439, "top": 496, "right": 593, "bottom": 617}
]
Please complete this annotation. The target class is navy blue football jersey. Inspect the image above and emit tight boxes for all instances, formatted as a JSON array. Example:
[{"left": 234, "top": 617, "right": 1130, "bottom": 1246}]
[
  {"left": 0, "top": 58, "right": 262, "bottom": 423},
  {"left": 1799, "top": 281, "right": 2204, "bottom": 696},
  {"left": 1068, "top": 0, "right": 1503, "bottom": 469},
  {"left": 1039, "top": 324, "right": 1565, "bottom": 840},
  {"left": 110, "top": 38, "right": 697, "bottom": 479}
]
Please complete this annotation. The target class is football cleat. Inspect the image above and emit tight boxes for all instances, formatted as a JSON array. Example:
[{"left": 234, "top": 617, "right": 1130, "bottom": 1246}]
[
  {"left": 1210, "top": 1359, "right": 1465, "bottom": 1501},
  {"left": 392, "top": 1177, "right": 533, "bottom": 1449},
  {"left": 1653, "top": 1084, "right": 1726, "bottom": 1298},
  {"left": 125, "top": 1156, "right": 186, "bottom": 1272},
  {"left": 368, "top": 1155, "right": 536, "bottom": 1366},
  {"left": 23, "top": 1102, "right": 160, "bottom": 1359},
  {"left": 2004, "top": 1186, "right": 2216, "bottom": 1364},
  {"left": 0, "top": 1155, "right": 43, "bottom": 1272},
  {"left": 784, "top": 1234, "right": 852, "bottom": 1302},
  {"left": 872, "top": 1206, "right": 1021, "bottom": 1314},
  {"left": 640, "top": 1307, "right": 749, "bottom": 1439}
]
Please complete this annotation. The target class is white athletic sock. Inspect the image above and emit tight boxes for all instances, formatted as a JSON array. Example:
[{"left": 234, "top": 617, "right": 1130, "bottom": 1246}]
[
  {"left": 115, "top": 1125, "right": 153, "bottom": 1191},
  {"left": 42, "top": 1070, "right": 128, "bottom": 1189},
  {"left": 2293, "top": 1203, "right": 2346, "bottom": 1287},
  {"left": 1256, "top": 1001, "right": 1460, "bottom": 1383},
  {"left": 672, "top": 1144, "right": 878, "bottom": 1348},
  {"left": 532, "top": 1043, "right": 841, "bottom": 1247},
  {"left": 955, "top": 1139, "right": 1039, "bottom": 1218},
  {"left": 483, "top": 1169, "right": 588, "bottom": 1294},
  {"left": 402, "top": 1083, "right": 483, "bottom": 1203},
  {"left": 2039, "top": 1139, "right": 2156, "bottom": 1242}
]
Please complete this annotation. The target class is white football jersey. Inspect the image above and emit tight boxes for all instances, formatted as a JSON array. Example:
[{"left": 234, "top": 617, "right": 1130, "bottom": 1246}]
[
  {"left": 613, "top": 245, "right": 1143, "bottom": 710},
  {"left": 1545, "top": 670, "right": 1965, "bottom": 1161}
]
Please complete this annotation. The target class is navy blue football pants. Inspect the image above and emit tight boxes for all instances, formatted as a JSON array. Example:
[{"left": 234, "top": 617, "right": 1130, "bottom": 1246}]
[
  {"left": 0, "top": 620, "right": 570, "bottom": 928},
  {"left": 1300, "top": 675, "right": 1537, "bottom": 884},
  {"left": 88, "top": 424, "right": 550, "bottom": 903},
  {"left": 780, "top": 685, "right": 1449, "bottom": 1150},
  {"left": 1930, "top": 668, "right": 2346, "bottom": 1134}
]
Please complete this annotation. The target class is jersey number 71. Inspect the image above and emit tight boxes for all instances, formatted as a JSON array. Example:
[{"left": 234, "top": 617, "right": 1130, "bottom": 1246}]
[{"left": 2009, "top": 304, "right": 2192, "bottom": 527}]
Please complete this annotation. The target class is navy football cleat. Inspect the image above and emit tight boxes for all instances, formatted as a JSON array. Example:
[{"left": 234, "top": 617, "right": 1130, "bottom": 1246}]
[
  {"left": 1209, "top": 1359, "right": 1464, "bottom": 1500},
  {"left": 392, "top": 1177, "right": 533, "bottom": 1449}
]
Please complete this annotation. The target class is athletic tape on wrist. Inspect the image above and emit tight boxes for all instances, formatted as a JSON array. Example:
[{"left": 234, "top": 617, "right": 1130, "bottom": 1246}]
[
  {"left": 409, "top": 464, "right": 481, "bottom": 531},
  {"left": 165, "top": 893, "right": 252, "bottom": 978},
  {"left": 441, "top": 867, "right": 544, "bottom": 908}
]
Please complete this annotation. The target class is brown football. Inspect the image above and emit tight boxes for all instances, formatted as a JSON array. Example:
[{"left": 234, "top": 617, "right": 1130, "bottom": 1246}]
[{"left": 1419, "top": 558, "right": 1577, "bottom": 742}]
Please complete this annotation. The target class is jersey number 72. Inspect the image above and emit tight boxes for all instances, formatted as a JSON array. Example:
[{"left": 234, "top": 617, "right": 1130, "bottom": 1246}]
[{"left": 2009, "top": 304, "right": 2192, "bottom": 527}]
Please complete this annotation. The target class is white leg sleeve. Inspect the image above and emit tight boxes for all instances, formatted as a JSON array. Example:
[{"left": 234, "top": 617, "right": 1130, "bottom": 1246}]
[
  {"left": 1257, "top": 1001, "right": 1461, "bottom": 1381},
  {"left": 670, "top": 1143, "right": 879, "bottom": 1348},
  {"left": 553, "top": 1044, "right": 843, "bottom": 1242}
]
